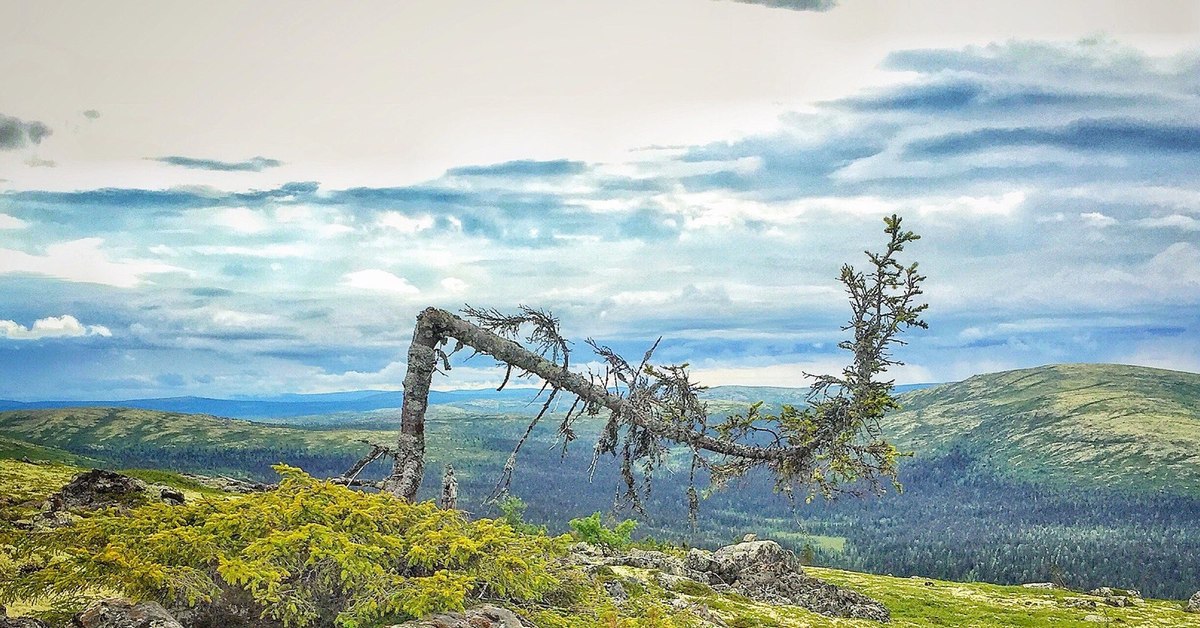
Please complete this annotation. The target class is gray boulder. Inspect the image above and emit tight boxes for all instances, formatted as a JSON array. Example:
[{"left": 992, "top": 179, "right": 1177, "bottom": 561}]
[
  {"left": 1187, "top": 590, "right": 1200, "bottom": 613},
  {"left": 71, "top": 599, "right": 183, "bottom": 628}
]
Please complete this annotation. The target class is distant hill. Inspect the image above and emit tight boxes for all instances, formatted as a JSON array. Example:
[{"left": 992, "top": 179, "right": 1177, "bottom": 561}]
[
  {"left": 0, "top": 388, "right": 547, "bottom": 420},
  {"left": 883, "top": 363, "right": 1200, "bottom": 494}
]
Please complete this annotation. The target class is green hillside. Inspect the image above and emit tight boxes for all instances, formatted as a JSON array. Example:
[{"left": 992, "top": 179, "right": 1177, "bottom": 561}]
[
  {"left": 884, "top": 363, "right": 1200, "bottom": 494},
  {"left": 2, "top": 462, "right": 1197, "bottom": 627}
]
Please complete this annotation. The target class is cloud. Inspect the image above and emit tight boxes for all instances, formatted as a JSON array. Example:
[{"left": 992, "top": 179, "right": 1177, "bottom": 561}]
[
  {"left": 719, "top": 0, "right": 837, "bottom": 11},
  {"left": 0, "top": 114, "right": 52, "bottom": 150},
  {"left": 0, "top": 214, "right": 27, "bottom": 229},
  {"left": 212, "top": 207, "right": 271, "bottom": 233},
  {"left": 378, "top": 212, "right": 435, "bottom": 234},
  {"left": 1137, "top": 214, "right": 1200, "bottom": 231},
  {"left": 0, "top": 238, "right": 182, "bottom": 287},
  {"left": 153, "top": 155, "right": 284, "bottom": 172},
  {"left": 1080, "top": 212, "right": 1118, "bottom": 228},
  {"left": 440, "top": 277, "right": 468, "bottom": 293},
  {"left": 905, "top": 118, "right": 1200, "bottom": 158},
  {"left": 446, "top": 159, "right": 587, "bottom": 178},
  {"left": 0, "top": 315, "right": 112, "bottom": 340},
  {"left": 342, "top": 269, "right": 420, "bottom": 295}
]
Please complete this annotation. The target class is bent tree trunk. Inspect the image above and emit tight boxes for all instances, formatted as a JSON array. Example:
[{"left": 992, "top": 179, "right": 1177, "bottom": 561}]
[
  {"left": 377, "top": 216, "right": 926, "bottom": 503},
  {"left": 380, "top": 307, "right": 810, "bottom": 501}
]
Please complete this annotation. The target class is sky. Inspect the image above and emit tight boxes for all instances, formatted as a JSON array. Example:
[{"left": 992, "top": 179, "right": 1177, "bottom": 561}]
[{"left": 1, "top": 0, "right": 1199, "bottom": 400}]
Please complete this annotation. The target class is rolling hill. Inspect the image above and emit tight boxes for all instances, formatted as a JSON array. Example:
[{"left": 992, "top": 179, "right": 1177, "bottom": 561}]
[
  {"left": 2, "top": 363, "right": 1200, "bottom": 598},
  {"left": 883, "top": 363, "right": 1200, "bottom": 494}
]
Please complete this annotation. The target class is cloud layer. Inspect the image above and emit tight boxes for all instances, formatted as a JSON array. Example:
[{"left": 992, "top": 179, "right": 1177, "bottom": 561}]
[{"left": 1, "top": 38, "right": 1198, "bottom": 399}]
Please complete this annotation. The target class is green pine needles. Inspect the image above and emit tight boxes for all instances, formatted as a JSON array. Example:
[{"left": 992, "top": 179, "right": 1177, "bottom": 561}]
[{"left": 1, "top": 465, "right": 565, "bottom": 627}]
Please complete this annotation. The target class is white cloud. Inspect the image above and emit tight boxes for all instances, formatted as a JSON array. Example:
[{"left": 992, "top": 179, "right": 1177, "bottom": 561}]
[
  {"left": 1080, "top": 212, "right": 1117, "bottom": 228},
  {"left": 191, "top": 243, "right": 311, "bottom": 258},
  {"left": 1137, "top": 214, "right": 1200, "bottom": 231},
  {"left": 441, "top": 277, "right": 468, "bottom": 293},
  {"left": 210, "top": 309, "right": 281, "bottom": 328},
  {"left": 918, "top": 191, "right": 1026, "bottom": 218},
  {"left": 0, "top": 214, "right": 27, "bottom": 229},
  {"left": 379, "top": 212, "right": 435, "bottom": 234},
  {"left": 342, "top": 269, "right": 420, "bottom": 294},
  {"left": 0, "top": 315, "right": 112, "bottom": 340},
  {"left": 0, "top": 238, "right": 182, "bottom": 287},
  {"left": 212, "top": 207, "right": 271, "bottom": 234}
]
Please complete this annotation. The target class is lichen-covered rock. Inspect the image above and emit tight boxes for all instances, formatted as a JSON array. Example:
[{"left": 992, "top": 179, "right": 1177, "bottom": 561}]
[
  {"left": 71, "top": 599, "right": 183, "bottom": 628},
  {"left": 49, "top": 470, "right": 148, "bottom": 513},
  {"left": 1090, "top": 586, "right": 1141, "bottom": 599},
  {"left": 386, "top": 605, "right": 531, "bottom": 627},
  {"left": 1186, "top": 590, "right": 1200, "bottom": 613},
  {"left": 711, "top": 539, "right": 800, "bottom": 583},
  {"left": 578, "top": 537, "right": 890, "bottom": 622}
]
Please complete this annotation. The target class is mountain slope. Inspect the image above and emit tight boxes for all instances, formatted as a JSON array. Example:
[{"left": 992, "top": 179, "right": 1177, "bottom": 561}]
[{"left": 883, "top": 363, "right": 1200, "bottom": 494}]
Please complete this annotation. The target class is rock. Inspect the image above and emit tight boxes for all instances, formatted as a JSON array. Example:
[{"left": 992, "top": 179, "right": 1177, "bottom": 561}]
[
  {"left": 71, "top": 599, "right": 183, "bottom": 628},
  {"left": 741, "top": 533, "right": 758, "bottom": 543},
  {"left": 1090, "top": 587, "right": 1141, "bottom": 599},
  {"left": 1083, "top": 615, "right": 1107, "bottom": 623},
  {"left": 159, "top": 488, "right": 185, "bottom": 505},
  {"left": 604, "top": 580, "right": 629, "bottom": 601},
  {"left": 0, "top": 617, "right": 51, "bottom": 628},
  {"left": 49, "top": 470, "right": 148, "bottom": 513},
  {"left": 710, "top": 539, "right": 799, "bottom": 583},
  {"left": 386, "top": 605, "right": 530, "bottom": 627},
  {"left": 1022, "top": 582, "right": 1059, "bottom": 589},
  {"left": 709, "top": 539, "right": 888, "bottom": 622},
  {"left": 1063, "top": 597, "right": 1097, "bottom": 609},
  {"left": 1103, "top": 596, "right": 1133, "bottom": 607},
  {"left": 1188, "top": 590, "right": 1200, "bottom": 613},
  {"left": 1, "top": 605, "right": 51, "bottom": 628},
  {"left": 684, "top": 548, "right": 720, "bottom": 575}
]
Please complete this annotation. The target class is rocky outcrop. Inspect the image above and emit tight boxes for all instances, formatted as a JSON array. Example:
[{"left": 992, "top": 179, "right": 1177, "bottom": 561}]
[
  {"left": 386, "top": 605, "right": 531, "bottom": 627},
  {"left": 71, "top": 599, "right": 183, "bottom": 628},
  {"left": 49, "top": 470, "right": 149, "bottom": 512},
  {"left": 572, "top": 538, "right": 890, "bottom": 622},
  {"left": 1088, "top": 586, "right": 1143, "bottom": 607},
  {"left": 1186, "top": 590, "right": 1200, "bottom": 613}
]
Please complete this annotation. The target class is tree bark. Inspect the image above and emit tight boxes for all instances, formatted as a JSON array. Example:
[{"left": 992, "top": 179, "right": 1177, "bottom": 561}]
[
  {"left": 381, "top": 309, "right": 441, "bottom": 500},
  {"left": 383, "top": 307, "right": 815, "bottom": 501}
]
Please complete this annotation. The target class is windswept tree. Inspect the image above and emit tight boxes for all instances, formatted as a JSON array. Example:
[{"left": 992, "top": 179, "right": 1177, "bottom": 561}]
[{"left": 341, "top": 215, "right": 927, "bottom": 516}]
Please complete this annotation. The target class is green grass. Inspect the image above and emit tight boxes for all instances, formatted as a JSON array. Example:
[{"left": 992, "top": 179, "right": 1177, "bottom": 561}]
[
  {"left": 882, "top": 364, "right": 1200, "bottom": 495},
  {"left": 811, "top": 567, "right": 1200, "bottom": 627}
]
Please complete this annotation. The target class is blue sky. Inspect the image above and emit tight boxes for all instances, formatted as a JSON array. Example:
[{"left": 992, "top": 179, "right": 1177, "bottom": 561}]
[{"left": 1, "top": 1, "right": 1199, "bottom": 400}]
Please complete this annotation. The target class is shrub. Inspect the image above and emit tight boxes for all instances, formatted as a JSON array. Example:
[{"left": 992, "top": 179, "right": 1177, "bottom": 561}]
[
  {"left": 1, "top": 465, "right": 566, "bottom": 627},
  {"left": 568, "top": 512, "right": 637, "bottom": 550}
]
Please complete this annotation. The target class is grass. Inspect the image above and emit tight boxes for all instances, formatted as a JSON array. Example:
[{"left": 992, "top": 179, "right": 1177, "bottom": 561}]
[
  {"left": 2, "top": 457, "right": 1198, "bottom": 628},
  {"left": 882, "top": 364, "right": 1200, "bottom": 495}
]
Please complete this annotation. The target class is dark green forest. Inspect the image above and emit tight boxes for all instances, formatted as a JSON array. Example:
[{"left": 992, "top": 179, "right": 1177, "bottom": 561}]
[{"left": 44, "top": 419, "right": 1200, "bottom": 600}]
